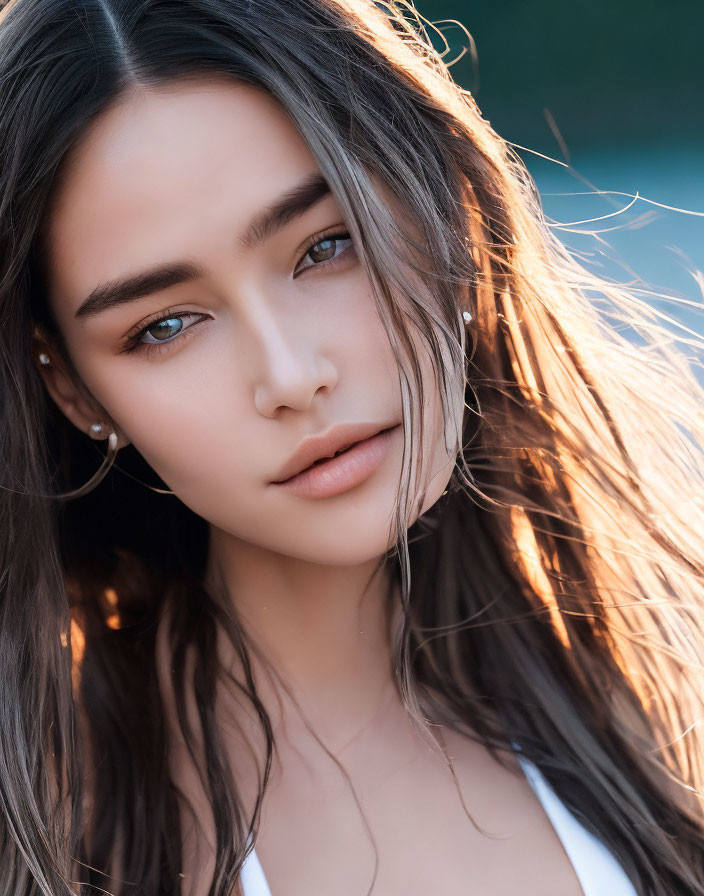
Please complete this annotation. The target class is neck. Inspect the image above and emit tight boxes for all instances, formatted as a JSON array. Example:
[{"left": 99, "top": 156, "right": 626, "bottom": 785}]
[{"left": 205, "top": 528, "right": 400, "bottom": 752}]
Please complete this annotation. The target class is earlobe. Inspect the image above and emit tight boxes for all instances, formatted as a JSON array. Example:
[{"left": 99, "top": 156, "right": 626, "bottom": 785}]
[{"left": 31, "top": 333, "right": 130, "bottom": 450}]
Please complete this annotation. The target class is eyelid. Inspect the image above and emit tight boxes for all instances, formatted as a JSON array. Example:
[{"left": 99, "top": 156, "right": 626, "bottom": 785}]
[
  {"left": 298, "top": 224, "right": 345, "bottom": 255},
  {"left": 122, "top": 305, "right": 190, "bottom": 343}
]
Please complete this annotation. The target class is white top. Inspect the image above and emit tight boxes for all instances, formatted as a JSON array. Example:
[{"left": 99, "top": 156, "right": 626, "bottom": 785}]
[{"left": 240, "top": 754, "right": 638, "bottom": 896}]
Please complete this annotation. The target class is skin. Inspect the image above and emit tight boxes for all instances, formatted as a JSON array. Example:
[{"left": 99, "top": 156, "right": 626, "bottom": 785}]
[{"left": 34, "top": 78, "right": 584, "bottom": 895}]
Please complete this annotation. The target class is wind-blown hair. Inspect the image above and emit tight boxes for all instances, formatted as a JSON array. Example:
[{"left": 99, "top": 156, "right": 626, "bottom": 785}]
[{"left": 0, "top": 0, "right": 702, "bottom": 893}]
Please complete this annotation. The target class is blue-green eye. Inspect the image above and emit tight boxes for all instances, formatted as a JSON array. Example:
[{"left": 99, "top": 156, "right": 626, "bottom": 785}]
[
  {"left": 125, "top": 311, "right": 206, "bottom": 353},
  {"left": 144, "top": 317, "right": 184, "bottom": 342}
]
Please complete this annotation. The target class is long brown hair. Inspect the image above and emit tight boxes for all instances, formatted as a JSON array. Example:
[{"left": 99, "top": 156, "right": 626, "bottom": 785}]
[{"left": 0, "top": 0, "right": 702, "bottom": 893}]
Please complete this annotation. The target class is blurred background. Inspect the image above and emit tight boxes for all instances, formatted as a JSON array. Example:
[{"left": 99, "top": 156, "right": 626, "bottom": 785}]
[{"left": 414, "top": 0, "right": 704, "bottom": 358}]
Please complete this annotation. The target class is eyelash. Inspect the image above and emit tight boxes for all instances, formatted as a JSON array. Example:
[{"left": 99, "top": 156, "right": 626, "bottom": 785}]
[{"left": 120, "top": 229, "right": 354, "bottom": 357}]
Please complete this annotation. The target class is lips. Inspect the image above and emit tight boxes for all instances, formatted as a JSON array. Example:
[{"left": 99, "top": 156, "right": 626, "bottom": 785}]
[
  {"left": 309, "top": 441, "right": 357, "bottom": 465},
  {"left": 271, "top": 422, "right": 398, "bottom": 483}
]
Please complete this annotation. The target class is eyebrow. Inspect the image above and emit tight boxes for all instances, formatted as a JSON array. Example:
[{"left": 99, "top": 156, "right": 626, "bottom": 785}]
[{"left": 74, "top": 171, "right": 332, "bottom": 319}]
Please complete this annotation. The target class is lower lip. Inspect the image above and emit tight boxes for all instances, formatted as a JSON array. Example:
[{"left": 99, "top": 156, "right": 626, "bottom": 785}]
[{"left": 272, "top": 425, "right": 401, "bottom": 499}]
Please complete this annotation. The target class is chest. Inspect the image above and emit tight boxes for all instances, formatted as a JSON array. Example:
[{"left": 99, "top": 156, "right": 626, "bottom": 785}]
[{"left": 250, "top": 727, "right": 585, "bottom": 896}]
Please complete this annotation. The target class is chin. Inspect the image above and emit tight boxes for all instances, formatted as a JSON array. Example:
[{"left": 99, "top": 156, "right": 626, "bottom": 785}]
[{"left": 276, "top": 525, "right": 400, "bottom": 568}]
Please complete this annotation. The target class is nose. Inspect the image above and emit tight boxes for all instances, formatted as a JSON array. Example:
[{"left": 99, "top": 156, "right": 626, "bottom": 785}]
[{"left": 250, "top": 305, "right": 338, "bottom": 417}]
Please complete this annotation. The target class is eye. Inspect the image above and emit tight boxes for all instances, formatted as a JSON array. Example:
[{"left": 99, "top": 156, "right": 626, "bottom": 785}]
[
  {"left": 294, "top": 231, "right": 354, "bottom": 277},
  {"left": 122, "top": 311, "right": 206, "bottom": 355}
]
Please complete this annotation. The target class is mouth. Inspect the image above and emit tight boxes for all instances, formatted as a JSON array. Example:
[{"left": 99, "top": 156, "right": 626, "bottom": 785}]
[
  {"left": 306, "top": 437, "right": 365, "bottom": 468},
  {"left": 271, "top": 424, "right": 401, "bottom": 499},
  {"left": 271, "top": 421, "right": 400, "bottom": 484}
]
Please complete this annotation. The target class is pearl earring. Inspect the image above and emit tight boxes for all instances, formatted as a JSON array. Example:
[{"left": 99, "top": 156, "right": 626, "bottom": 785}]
[
  {"left": 90, "top": 423, "right": 104, "bottom": 435},
  {"left": 462, "top": 311, "right": 473, "bottom": 324},
  {"left": 38, "top": 353, "right": 50, "bottom": 366}
]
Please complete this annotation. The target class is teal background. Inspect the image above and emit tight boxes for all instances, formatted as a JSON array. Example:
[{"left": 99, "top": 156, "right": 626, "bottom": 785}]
[{"left": 414, "top": 1, "right": 704, "bottom": 354}]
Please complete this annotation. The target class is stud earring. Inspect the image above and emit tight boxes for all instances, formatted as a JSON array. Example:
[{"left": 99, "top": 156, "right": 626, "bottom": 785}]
[
  {"left": 38, "top": 353, "right": 51, "bottom": 366},
  {"left": 90, "top": 422, "right": 104, "bottom": 435},
  {"left": 462, "top": 311, "right": 473, "bottom": 324}
]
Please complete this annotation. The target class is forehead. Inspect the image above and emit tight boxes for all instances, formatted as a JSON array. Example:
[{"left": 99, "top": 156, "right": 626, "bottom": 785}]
[{"left": 45, "top": 78, "right": 318, "bottom": 316}]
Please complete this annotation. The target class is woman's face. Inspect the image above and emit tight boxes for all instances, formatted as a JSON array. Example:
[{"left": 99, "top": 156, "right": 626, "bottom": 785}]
[{"left": 42, "top": 78, "right": 458, "bottom": 565}]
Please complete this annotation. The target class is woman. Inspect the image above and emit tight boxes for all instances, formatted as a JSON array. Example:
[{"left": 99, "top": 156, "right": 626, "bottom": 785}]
[{"left": 0, "top": 0, "right": 702, "bottom": 893}]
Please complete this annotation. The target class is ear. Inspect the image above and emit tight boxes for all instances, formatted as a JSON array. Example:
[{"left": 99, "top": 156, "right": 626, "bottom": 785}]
[{"left": 31, "top": 329, "right": 131, "bottom": 449}]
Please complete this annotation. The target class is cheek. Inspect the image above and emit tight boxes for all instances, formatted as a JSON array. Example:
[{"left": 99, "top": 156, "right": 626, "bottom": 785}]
[
  {"left": 108, "top": 368, "right": 273, "bottom": 543},
  {"left": 326, "top": 282, "right": 401, "bottom": 382},
  {"left": 80, "top": 344, "right": 258, "bottom": 501}
]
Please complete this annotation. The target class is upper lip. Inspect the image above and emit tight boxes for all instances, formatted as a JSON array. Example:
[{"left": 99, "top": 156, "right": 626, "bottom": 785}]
[{"left": 271, "top": 422, "right": 398, "bottom": 483}]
